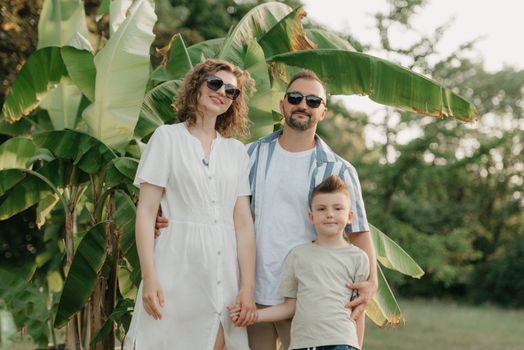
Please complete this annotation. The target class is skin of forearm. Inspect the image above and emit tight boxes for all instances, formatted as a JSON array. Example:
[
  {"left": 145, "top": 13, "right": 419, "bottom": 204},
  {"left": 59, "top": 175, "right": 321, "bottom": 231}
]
[
  {"left": 135, "top": 185, "right": 163, "bottom": 281},
  {"left": 257, "top": 299, "right": 296, "bottom": 323},
  {"left": 349, "top": 231, "right": 378, "bottom": 285},
  {"left": 234, "top": 197, "right": 256, "bottom": 289},
  {"left": 355, "top": 313, "right": 365, "bottom": 348}
]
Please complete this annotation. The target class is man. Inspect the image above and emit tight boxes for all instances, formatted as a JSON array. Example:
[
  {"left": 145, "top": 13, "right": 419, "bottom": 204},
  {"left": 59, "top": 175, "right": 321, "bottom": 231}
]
[{"left": 156, "top": 70, "right": 377, "bottom": 350}]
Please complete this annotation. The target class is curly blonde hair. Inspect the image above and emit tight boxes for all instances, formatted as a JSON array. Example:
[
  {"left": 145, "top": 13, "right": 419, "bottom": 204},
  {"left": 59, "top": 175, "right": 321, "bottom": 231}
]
[{"left": 173, "top": 59, "right": 255, "bottom": 138}]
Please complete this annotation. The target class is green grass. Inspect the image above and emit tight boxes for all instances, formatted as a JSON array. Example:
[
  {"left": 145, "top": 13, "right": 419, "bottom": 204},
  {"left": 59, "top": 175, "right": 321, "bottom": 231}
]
[
  {"left": 2, "top": 299, "right": 524, "bottom": 349},
  {"left": 364, "top": 299, "right": 524, "bottom": 350}
]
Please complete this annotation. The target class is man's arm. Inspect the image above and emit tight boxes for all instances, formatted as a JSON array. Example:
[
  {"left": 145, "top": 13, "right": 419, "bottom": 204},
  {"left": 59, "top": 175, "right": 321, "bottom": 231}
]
[{"left": 347, "top": 231, "right": 377, "bottom": 320}]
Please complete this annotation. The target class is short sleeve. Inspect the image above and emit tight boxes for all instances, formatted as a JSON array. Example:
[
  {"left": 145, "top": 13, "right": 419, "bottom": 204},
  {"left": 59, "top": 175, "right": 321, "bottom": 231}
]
[
  {"left": 354, "top": 250, "right": 370, "bottom": 283},
  {"left": 134, "top": 126, "right": 171, "bottom": 188},
  {"left": 277, "top": 250, "right": 298, "bottom": 298},
  {"left": 341, "top": 164, "right": 369, "bottom": 233},
  {"left": 236, "top": 142, "right": 251, "bottom": 197}
]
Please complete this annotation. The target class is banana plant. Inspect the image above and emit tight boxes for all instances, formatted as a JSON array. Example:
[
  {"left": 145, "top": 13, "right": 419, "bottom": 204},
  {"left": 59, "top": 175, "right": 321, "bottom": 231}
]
[
  {"left": 138, "top": 1, "right": 477, "bottom": 327},
  {"left": 1, "top": 0, "right": 155, "bottom": 348}
]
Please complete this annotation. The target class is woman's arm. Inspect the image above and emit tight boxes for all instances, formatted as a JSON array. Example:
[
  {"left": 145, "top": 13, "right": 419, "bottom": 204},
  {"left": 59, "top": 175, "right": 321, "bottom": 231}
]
[
  {"left": 233, "top": 195, "right": 257, "bottom": 326},
  {"left": 136, "top": 183, "right": 165, "bottom": 320}
]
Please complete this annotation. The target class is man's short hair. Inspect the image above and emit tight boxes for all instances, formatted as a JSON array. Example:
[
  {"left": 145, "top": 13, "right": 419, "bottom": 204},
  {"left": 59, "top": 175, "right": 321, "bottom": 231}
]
[
  {"left": 286, "top": 69, "right": 327, "bottom": 97},
  {"left": 311, "top": 175, "right": 350, "bottom": 203}
]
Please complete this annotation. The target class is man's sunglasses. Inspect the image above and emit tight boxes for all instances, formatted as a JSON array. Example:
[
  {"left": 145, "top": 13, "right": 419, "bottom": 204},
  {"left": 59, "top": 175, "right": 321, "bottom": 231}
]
[
  {"left": 206, "top": 75, "right": 240, "bottom": 101},
  {"left": 285, "top": 91, "right": 325, "bottom": 109}
]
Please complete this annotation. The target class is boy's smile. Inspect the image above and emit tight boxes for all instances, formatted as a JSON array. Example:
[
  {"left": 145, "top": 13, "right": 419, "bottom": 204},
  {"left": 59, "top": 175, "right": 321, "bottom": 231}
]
[{"left": 308, "top": 192, "right": 353, "bottom": 241}]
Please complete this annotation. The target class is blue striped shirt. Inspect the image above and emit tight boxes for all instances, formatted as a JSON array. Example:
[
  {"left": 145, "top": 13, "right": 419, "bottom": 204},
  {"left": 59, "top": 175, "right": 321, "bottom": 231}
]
[{"left": 247, "top": 130, "right": 369, "bottom": 234}]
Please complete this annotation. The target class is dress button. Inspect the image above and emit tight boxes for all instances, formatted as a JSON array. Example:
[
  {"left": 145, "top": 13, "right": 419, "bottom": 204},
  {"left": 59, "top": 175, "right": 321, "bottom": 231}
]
[
  {"left": 214, "top": 219, "right": 218, "bottom": 224},
  {"left": 208, "top": 176, "right": 212, "bottom": 180},
  {"left": 217, "top": 280, "right": 221, "bottom": 285},
  {"left": 217, "top": 251, "right": 221, "bottom": 255}
]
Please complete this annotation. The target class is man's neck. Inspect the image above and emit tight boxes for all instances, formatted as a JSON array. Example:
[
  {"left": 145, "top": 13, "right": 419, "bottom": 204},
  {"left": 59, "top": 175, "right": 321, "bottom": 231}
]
[{"left": 278, "top": 126, "right": 316, "bottom": 152}]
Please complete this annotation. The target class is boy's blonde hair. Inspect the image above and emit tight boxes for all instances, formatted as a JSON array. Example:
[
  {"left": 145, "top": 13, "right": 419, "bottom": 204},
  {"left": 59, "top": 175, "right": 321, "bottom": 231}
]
[{"left": 311, "top": 175, "right": 350, "bottom": 204}]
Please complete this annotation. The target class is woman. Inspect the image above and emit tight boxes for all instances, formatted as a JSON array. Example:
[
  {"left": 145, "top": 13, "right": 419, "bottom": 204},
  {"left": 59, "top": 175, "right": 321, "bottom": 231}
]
[{"left": 124, "top": 59, "right": 257, "bottom": 349}]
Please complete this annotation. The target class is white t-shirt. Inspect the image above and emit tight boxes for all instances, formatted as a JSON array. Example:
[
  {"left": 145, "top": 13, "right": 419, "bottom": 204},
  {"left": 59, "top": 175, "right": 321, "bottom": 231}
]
[{"left": 254, "top": 141, "right": 316, "bottom": 305}]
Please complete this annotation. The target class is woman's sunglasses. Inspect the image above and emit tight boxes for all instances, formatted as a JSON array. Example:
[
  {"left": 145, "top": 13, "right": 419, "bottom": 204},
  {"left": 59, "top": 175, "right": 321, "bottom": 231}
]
[
  {"left": 285, "top": 91, "right": 325, "bottom": 109},
  {"left": 206, "top": 75, "right": 241, "bottom": 101}
]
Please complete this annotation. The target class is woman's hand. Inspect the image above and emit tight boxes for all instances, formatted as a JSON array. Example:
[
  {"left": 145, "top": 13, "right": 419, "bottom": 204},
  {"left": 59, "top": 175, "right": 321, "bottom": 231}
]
[
  {"left": 142, "top": 276, "right": 165, "bottom": 320},
  {"left": 233, "top": 287, "right": 257, "bottom": 326}
]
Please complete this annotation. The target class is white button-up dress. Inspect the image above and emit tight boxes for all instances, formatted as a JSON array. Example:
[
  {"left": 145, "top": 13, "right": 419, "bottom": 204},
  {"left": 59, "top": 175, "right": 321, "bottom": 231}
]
[{"left": 124, "top": 123, "right": 250, "bottom": 349}]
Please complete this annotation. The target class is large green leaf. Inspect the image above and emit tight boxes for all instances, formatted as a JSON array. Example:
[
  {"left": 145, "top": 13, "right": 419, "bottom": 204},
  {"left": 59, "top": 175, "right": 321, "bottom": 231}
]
[
  {"left": 114, "top": 191, "right": 140, "bottom": 287},
  {"left": 0, "top": 171, "right": 53, "bottom": 221},
  {"left": 37, "top": 0, "right": 88, "bottom": 48},
  {"left": 0, "top": 169, "right": 26, "bottom": 196},
  {"left": 105, "top": 157, "right": 138, "bottom": 188},
  {"left": 367, "top": 265, "right": 403, "bottom": 327},
  {"left": 61, "top": 46, "right": 96, "bottom": 102},
  {"left": 305, "top": 28, "right": 355, "bottom": 50},
  {"left": 151, "top": 33, "right": 193, "bottom": 82},
  {"left": 1, "top": 47, "right": 68, "bottom": 123},
  {"left": 135, "top": 80, "right": 181, "bottom": 139},
  {"left": 0, "top": 137, "right": 37, "bottom": 169},
  {"left": 109, "top": 0, "right": 133, "bottom": 35},
  {"left": 370, "top": 224, "right": 424, "bottom": 278},
  {"left": 256, "top": 5, "right": 315, "bottom": 58},
  {"left": 34, "top": 130, "right": 117, "bottom": 174},
  {"left": 218, "top": 2, "right": 294, "bottom": 67},
  {"left": 82, "top": 0, "right": 157, "bottom": 151},
  {"left": 268, "top": 49, "right": 479, "bottom": 122},
  {"left": 187, "top": 38, "right": 225, "bottom": 65},
  {"left": 40, "top": 83, "right": 82, "bottom": 130},
  {"left": 54, "top": 223, "right": 107, "bottom": 328}
]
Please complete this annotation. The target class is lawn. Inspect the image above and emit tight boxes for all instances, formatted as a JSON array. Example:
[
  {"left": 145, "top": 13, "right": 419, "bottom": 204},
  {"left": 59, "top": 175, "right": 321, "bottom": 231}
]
[
  {"left": 2, "top": 298, "right": 523, "bottom": 349},
  {"left": 364, "top": 298, "right": 524, "bottom": 350}
]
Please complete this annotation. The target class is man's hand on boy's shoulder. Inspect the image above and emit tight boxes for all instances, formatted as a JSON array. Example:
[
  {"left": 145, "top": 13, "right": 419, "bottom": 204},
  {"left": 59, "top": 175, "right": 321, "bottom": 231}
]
[{"left": 345, "top": 279, "right": 378, "bottom": 320}]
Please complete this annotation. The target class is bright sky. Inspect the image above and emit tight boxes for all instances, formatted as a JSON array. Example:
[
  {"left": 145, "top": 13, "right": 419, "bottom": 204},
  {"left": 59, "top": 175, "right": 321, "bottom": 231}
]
[
  {"left": 300, "top": 0, "right": 523, "bottom": 116},
  {"left": 301, "top": 0, "right": 523, "bottom": 72}
]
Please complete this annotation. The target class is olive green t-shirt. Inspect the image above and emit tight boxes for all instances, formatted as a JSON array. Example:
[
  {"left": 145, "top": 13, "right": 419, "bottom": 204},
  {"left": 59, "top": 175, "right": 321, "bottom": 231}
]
[{"left": 278, "top": 243, "right": 369, "bottom": 350}]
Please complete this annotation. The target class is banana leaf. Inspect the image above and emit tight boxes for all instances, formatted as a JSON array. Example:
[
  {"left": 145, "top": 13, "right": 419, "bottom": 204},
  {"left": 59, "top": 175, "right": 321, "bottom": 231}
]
[
  {"left": 0, "top": 137, "right": 37, "bottom": 169},
  {"left": 370, "top": 224, "right": 424, "bottom": 277},
  {"left": 37, "top": 0, "right": 88, "bottom": 49},
  {"left": 136, "top": 79, "right": 181, "bottom": 139},
  {"left": 218, "top": 2, "right": 294, "bottom": 67},
  {"left": 1, "top": 47, "right": 68, "bottom": 123},
  {"left": 367, "top": 265, "right": 403, "bottom": 327},
  {"left": 305, "top": 28, "right": 355, "bottom": 50},
  {"left": 82, "top": 0, "right": 157, "bottom": 151},
  {"left": 152, "top": 33, "right": 193, "bottom": 82},
  {"left": 268, "top": 49, "right": 479, "bottom": 122},
  {"left": 187, "top": 38, "right": 225, "bottom": 65},
  {"left": 33, "top": 130, "right": 117, "bottom": 174},
  {"left": 54, "top": 223, "right": 107, "bottom": 327}
]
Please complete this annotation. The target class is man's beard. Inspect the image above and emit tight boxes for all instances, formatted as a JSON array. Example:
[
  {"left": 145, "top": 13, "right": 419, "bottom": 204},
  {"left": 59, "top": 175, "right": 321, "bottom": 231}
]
[{"left": 284, "top": 110, "right": 313, "bottom": 131}]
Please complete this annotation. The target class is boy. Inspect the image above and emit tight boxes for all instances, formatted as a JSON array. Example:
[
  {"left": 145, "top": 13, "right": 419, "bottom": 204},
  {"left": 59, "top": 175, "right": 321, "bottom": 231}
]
[{"left": 229, "top": 175, "right": 369, "bottom": 350}]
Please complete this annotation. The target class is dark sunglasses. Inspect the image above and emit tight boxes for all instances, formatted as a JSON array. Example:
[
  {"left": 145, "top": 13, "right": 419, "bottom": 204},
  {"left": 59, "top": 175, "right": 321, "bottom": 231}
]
[
  {"left": 285, "top": 91, "right": 325, "bottom": 108},
  {"left": 206, "top": 75, "right": 240, "bottom": 101}
]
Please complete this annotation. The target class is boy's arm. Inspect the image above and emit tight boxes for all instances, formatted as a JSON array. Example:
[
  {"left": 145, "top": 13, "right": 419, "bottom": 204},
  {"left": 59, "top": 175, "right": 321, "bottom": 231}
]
[
  {"left": 228, "top": 298, "right": 296, "bottom": 325},
  {"left": 257, "top": 298, "right": 296, "bottom": 323}
]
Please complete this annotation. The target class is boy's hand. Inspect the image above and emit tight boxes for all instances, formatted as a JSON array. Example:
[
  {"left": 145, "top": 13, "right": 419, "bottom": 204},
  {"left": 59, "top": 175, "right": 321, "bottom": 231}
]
[
  {"left": 154, "top": 207, "right": 169, "bottom": 237},
  {"left": 345, "top": 280, "right": 377, "bottom": 320}
]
